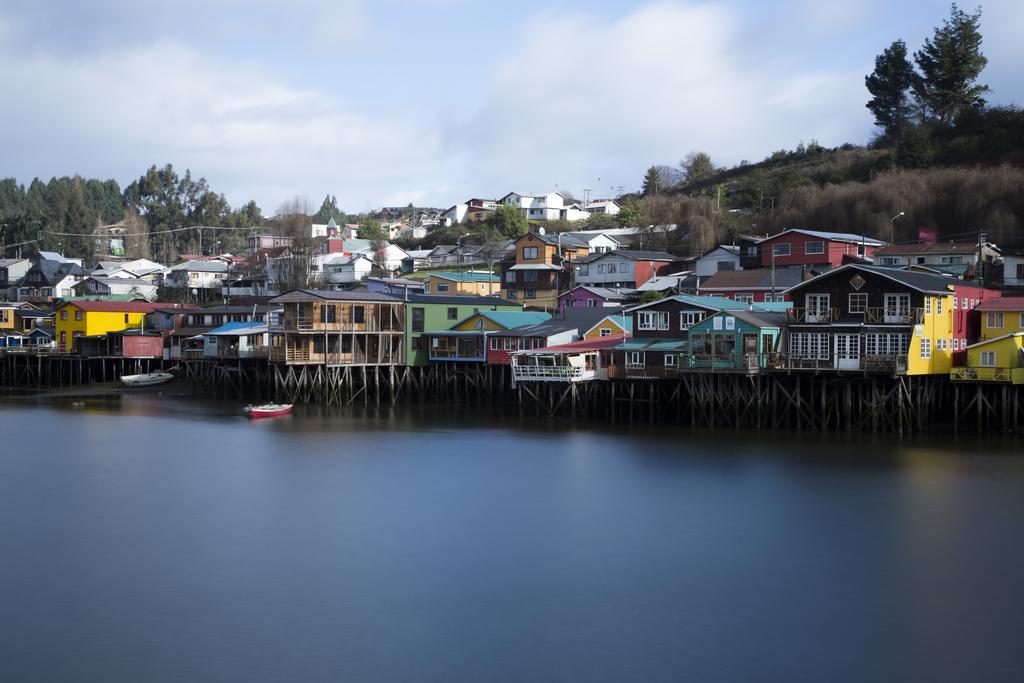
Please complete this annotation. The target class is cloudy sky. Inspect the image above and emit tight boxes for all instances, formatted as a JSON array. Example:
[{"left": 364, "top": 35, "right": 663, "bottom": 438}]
[{"left": 1, "top": 0, "right": 1021, "bottom": 213}]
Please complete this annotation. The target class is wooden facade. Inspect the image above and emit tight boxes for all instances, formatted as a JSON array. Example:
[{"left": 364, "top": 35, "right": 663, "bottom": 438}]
[{"left": 269, "top": 290, "right": 405, "bottom": 366}]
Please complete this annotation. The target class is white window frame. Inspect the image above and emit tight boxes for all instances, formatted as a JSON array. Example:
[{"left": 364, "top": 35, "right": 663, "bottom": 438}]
[
  {"left": 664, "top": 354, "right": 677, "bottom": 368},
  {"left": 490, "top": 337, "right": 499, "bottom": 351},
  {"left": 626, "top": 351, "right": 645, "bottom": 368},
  {"left": 772, "top": 243, "right": 791, "bottom": 257},
  {"left": 849, "top": 293, "right": 867, "bottom": 314},
  {"left": 980, "top": 351, "right": 997, "bottom": 367},
  {"left": 680, "top": 311, "right": 705, "bottom": 329},
  {"left": 920, "top": 338, "right": 931, "bottom": 359},
  {"left": 987, "top": 312, "right": 1004, "bottom": 329},
  {"left": 734, "top": 294, "right": 754, "bottom": 304},
  {"left": 925, "top": 297, "right": 932, "bottom": 315},
  {"left": 804, "top": 241, "right": 825, "bottom": 255},
  {"left": 638, "top": 311, "right": 669, "bottom": 331},
  {"left": 600, "top": 329, "right": 611, "bottom": 337}
]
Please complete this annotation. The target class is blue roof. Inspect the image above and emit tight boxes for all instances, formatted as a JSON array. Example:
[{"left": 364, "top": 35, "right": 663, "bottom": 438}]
[
  {"left": 627, "top": 294, "right": 791, "bottom": 314},
  {"left": 427, "top": 271, "right": 500, "bottom": 283},
  {"left": 452, "top": 310, "right": 550, "bottom": 330},
  {"left": 204, "top": 321, "right": 268, "bottom": 335}
]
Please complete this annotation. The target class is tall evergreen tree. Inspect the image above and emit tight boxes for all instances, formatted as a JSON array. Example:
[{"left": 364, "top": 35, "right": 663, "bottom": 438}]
[
  {"left": 913, "top": 4, "right": 988, "bottom": 124},
  {"left": 865, "top": 40, "right": 916, "bottom": 138},
  {"left": 641, "top": 166, "right": 662, "bottom": 196}
]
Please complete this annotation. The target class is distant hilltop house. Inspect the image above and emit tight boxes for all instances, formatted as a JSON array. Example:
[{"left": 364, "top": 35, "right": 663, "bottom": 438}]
[
  {"left": 758, "top": 229, "right": 885, "bottom": 268},
  {"left": 311, "top": 218, "right": 358, "bottom": 240},
  {"left": 499, "top": 192, "right": 589, "bottom": 222}
]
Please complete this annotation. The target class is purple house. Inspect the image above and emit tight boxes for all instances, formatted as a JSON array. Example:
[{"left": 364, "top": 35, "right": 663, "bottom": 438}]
[{"left": 557, "top": 285, "right": 636, "bottom": 313}]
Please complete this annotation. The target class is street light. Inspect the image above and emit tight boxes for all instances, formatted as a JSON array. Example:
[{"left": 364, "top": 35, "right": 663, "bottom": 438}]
[
  {"left": 456, "top": 232, "right": 471, "bottom": 272},
  {"left": 889, "top": 212, "right": 905, "bottom": 245}
]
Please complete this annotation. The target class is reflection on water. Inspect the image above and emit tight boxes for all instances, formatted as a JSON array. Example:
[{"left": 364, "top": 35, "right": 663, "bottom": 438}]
[{"left": 0, "top": 395, "right": 1022, "bottom": 682}]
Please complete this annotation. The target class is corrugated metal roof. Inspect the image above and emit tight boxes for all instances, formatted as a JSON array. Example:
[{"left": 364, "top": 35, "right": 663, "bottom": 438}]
[
  {"left": 977, "top": 297, "right": 1024, "bottom": 311},
  {"left": 62, "top": 301, "right": 164, "bottom": 313},
  {"left": 425, "top": 271, "right": 500, "bottom": 283},
  {"left": 204, "top": 322, "right": 268, "bottom": 336},
  {"left": 766, "top": 229, "right": 886, "bottom": 245}
]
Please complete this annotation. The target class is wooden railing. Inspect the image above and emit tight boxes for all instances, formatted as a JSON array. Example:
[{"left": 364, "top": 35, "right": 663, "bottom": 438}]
[
  {"left": 864, "top": 307, "right": 924, "bottom": 325},
  {"left": 787, "top": 307, "right": 840, "bottom": 323}
]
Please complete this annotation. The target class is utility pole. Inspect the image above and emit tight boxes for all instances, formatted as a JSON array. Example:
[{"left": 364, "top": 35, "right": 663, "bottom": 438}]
[{"left": 978, "top": 230, "right": 987, "bottom": 288}]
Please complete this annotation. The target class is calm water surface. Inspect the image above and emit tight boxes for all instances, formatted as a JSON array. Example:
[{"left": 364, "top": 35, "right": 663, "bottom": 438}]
[{"left": 1, "top": 394, "right": 1023, "bottom": 682}]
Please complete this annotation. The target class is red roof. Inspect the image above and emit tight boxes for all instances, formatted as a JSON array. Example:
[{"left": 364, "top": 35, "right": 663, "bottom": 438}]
[
  {"left": 537, "top": 334, "right": 630, "bottom": 352},
  {"left": 977, "top": 297, "right": 1024, "bottom": 311},
  {"left": 63, "top": 301, "right": 165, "bottom": 313}
]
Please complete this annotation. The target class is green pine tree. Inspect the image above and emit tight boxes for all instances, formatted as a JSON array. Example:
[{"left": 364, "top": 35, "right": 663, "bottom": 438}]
[
  {"left": 865, "top": 40, "right": 916, "bottom": 139},
  {"left": 913, "top": 3, "right": 988, "bottom": 124}
]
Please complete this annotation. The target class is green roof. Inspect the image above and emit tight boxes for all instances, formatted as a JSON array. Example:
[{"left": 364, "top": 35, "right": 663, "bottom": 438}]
[
  {"left": 426, "top": 271, "right": 500, "bottom": 283},
  {"left": 452, "top": 310, "right": 551, "bottom": 330},
  {"left": 615, "top": 339, "right": 688, "bottom": 352}
]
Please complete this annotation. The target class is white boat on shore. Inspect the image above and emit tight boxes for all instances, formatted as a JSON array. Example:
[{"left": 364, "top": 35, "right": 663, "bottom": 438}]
[{"left": 120, "top": 372, "right": 176, "bottom": 388}]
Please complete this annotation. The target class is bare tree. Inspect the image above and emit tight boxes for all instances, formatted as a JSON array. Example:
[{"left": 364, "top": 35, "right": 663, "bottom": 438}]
[{"left": 269, "top": 197, "right": 323, "bottom": 292}]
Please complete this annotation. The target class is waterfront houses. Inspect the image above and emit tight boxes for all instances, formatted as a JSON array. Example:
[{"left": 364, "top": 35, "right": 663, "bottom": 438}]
[
  {"left": 976, "top": 297, "right": 1024, "bottom": 341},
  {"left": 873, "top": 241, "right": 999, "bottom": 279},
  {"left": 696, "top": 267, "right": 805, "bottom": 303},
  {"left": 55, "top": 300, "right": 164, "bottom": 353},
  {"left": 511, "top": 335, "right": 626, "bottom": 383},
  {"left": 426, "top": 310, "right": 551, "bottom": 363},
  {"left": 783, "top": 265, "right": 998, "bottom": 374},
  {"left": 686, "top": 310, "right": 785, "bottom": 371},
  {"left": 405, "top": 294, "right": 521, "bottom": 367},
  {"left": 269, "top": 290, "right": 405, "bottom": 366},
  {"left": 202, "top": 322, "right": 270, "bottom": 359}
]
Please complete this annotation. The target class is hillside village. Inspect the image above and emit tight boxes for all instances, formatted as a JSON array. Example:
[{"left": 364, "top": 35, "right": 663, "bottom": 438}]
[{"left": 4, "top": 181, "right": 1024, "bottom": 400}]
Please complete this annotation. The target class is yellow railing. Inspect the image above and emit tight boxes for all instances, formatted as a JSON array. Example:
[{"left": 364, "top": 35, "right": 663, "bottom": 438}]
[{"left": 950, "top": 367, "right": 1024, "bottom": 383}]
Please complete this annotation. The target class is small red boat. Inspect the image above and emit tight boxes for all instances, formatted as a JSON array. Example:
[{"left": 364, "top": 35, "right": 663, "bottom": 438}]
[{"left": 245, "top": 403, "right": 293, "bottom": 419}]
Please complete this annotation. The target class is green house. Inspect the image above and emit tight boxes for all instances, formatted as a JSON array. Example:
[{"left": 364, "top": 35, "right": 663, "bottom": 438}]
[
  {"left": 686, "top": 310, "right": 785, "bottom": 370},
  {"left": 405, "top": 294, "right": 521, "bottom": 366}
]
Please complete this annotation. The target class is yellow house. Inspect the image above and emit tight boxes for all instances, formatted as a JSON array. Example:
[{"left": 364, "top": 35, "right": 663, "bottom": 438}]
[
  {"left": 977, "top": 298, "right": 1024, "bottom": 341},
  {"left": 583, "top": 314, "right": 632, "bottom": 340},
  {"left": 0, "top": 304, "right": 15, "bottom": 333},
  {"left": 56, "top": 301, "right": 161, "bottom": 352},
  {"left": 951, "top": 333, "right": 1024, "bottom": 383},
  {"left": 906, "top": 292, "right": 958, "bottom": 375},
  {"left": 424, "top": 271, "right": 501, "bottom": 296}
]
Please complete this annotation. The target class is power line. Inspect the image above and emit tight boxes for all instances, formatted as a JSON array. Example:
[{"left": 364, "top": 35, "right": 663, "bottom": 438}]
[{"left": 43, "top": 224, "right": 266, "bottom": 238}]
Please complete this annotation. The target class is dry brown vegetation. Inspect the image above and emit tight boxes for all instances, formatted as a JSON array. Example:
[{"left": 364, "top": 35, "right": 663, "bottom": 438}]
[{"left": 765, "top": 165, "right": 1024, "bottom": 245}]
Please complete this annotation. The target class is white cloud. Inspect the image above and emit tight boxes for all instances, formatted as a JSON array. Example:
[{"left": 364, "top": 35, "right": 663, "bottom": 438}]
[
  {"left": 457, "top": 2, "right": 871, "bottom": 197},
  {"left": 0, "top": 40, "right": 450, "bottom": 212}
]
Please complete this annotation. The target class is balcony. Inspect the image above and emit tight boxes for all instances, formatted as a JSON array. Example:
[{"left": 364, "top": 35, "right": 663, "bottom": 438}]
[
  {"left": 864, "top": 307, "right": 924, "bottom": 325},
  {"left": 950, "top": 367, "right": 1024, "bottom": 384},
  {"left": 787, "top": 307, "right": 840, "bottom": 323}
]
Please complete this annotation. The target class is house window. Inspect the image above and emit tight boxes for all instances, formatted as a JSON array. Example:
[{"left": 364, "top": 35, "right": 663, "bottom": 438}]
[
  {"left": 764, "top": 294, "right": 786, "bottom": 303},
  {"left": 507, "top": 290, "right": 517, "bottom": 300},
  {"left": 504, "top": 338, "right": 515, "bottom": 351},
  {"left": 936, "top": 299, "right": 943, "bottom": 315},
  {"left": 578, "top": 264, "right": 589, "bottom": 276},
  {"left": 980, "top": 351, "right": 997, "bottom": 367},
  {"left": 124, "top": 314, "right": 129, "bottom": 323},
  {"left": 772, "top": 243, "right": 791, "bottom": 257},
  {"left": 437, "top": 283, "right": 449, "bottom": 292},
  {"left": 879, "top": 257, "right": 901, "bottom": 265},
  {"left": 490, "top": 337, "right": 500, "bottom": 351},
  {"left": 74, "top": 310, "right": 83, "bottom": 321},
  {"left": 664, "top": 354, "right": 677, "bottom": 368},
  {"left": 600, "top": 329, "right": 611, "bottom": 337},
  {"left": 962, "top": 297, "right": 968, "bottom": 309},
  {"left": 925, "top": 297, "right": 932, "bottom": 315},
  {"left": 937, "top": 339, "right": 946, "bottom": 351},
  {"left": 805, "top": 293, "right": 831, "bottom": 320},
  {"left": 733, "top": 294, "right": 753, "bottom": 304},
  {"left": 638, "top": 311, "right": 669, "bottom": 330},
  {"left": 350, "top": 306, "right": 365, "bottom": 324},
  {"left": 60, "top": 310, "right": 68, "bottom": 321},
  {"left": 1020, "top": 313, "right": 1024, "bottom": 328},
  {"left": 607, "top": 264, "right": 617, "bottom": 274},
  {"left": 953, "top": 298, "right": 958, "bottom": 310},
  {"left": 789, "top": 332, "right": 831, "bottom": 360},
  {"left": 849, "top": 293, "right": 868, "bottom": 314},
  {"left": 804, "top": 241, "right": 825, "bottom": 255},
  {"left": 987, "top": 312, "right": 1004, "bottom": 328},
  {"left": 322, "top": 305, "right": 337, "bottom": 323},
  {"left": 505, "top": 272, "right": 516, "bottom": 283},
  {"left": 681, "top": 311, "right": 705, "bottom": 329},
  {"left": 920, "top": 338, "right": 931, "bottom": 358},
  {"left": 587, "top": 299, "right": 597, "bottom": 307},
  {"left": 525, "top": 289, "right": 536, "bottom": 300},
  {"left": 942, "top": 256, "right": 966, "bottom": 265},
  {"left": 626, "top": 351, "right": 644, "bottom": 368},
  {"left": 446, "top": 307, "right": 458, "bottom": 320},
  {"left": 523, "top": 247, "right": 538, "bottom": 259}
]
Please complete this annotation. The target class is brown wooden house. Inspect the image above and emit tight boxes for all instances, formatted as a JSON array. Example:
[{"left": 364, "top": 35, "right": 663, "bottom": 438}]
[{"left": 500, "top": 231, "right": 590, "bottom": 309}]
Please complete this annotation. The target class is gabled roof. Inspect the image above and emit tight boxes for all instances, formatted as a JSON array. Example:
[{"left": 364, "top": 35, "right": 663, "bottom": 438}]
[
  {"left": 577, "top": 249, "right": 676, "bottom": 264},
  {"left": 698, "top": 245, "right": 740, "bottom": 258},
  {"left": 560, "top": 285, "right": 635, "bottom": 301},
  {"left": 874, "top": 241, "right": 982, "bottom": 255},
  {"left": 514, "top": 334, "right": 629, "bottom": 355},
  {"left": 698, "top": 267, "right": 805, "bottom": 291},
  {"left": 977, "top": 297, "right": 1024, "bottom": 311},
  {"left": 965, "top": 332, "right": 1024, "bottom": 349},
  {"left": 764, "top": 229, "right": 886, "bottom": 246},
  {"left": 784, "top": 264, "right": 964, "bottom": 296},
  {"left": 203, "top": 322, "right": 268, "bottom": 336},
  {"left": 450, "top": 310, "right": 551, "bottom": 331},
  {"left": 702, "top": 309, "right": 787, "bottom": 329},
  {"left": 270, "top": 289, "right": 400, "bottom": 303},
  {"left": 169, "top": 260, "right": 229, "bottom": 273},
  {"left": 501, "top": 319, "right": 584, "bottom": 338},
  {"left": 585, "top": 315, "right": 633, "bottom": 336},
  {"left": 561, "top": 231, "right": 623, "bottom": 245},
  {"left": 626, "top": 294, "right": 788, "bottom": 314}
]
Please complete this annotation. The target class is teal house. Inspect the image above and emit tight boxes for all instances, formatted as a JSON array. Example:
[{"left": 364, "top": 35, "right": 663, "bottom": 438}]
[
  {"left": 686, "top": 310, "right": 785, "bottom": 371},
  {"left": 405, "top": 294, "right": 521, "bottom": 366}
]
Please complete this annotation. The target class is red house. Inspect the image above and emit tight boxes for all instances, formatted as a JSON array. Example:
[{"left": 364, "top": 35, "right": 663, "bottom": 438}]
[
  {"left": 759, "top": 229, "right": 885, "bottom": 269},
  {"left": 696, "top": 267, "right": 811, "bottom": 303}
]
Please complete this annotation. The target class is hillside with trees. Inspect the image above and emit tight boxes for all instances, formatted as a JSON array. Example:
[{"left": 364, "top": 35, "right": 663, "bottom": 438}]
[{"left": 626, "top": 3, "right": 1024, "bottom": 253}]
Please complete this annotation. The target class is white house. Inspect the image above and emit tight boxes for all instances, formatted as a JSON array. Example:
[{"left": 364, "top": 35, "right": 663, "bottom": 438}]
[
  {"left": 1002, "top": 249, "right": 1024, "bottom": 288},
  {"left": 498, "top": 191, "right": 589, "bottom": 222},
  {"left": 561, "top": 232, "right": 622, "bottom": 254},
  {"left": 695, "top": 245, "right": 742, "bottom": 276},
  {"left": 316, "top": 253, "right": 374, "bottom": 286},
  {"left": 72, "top": 276, "right": 157, "bottom": 301},
  {"left": 202, "top": 322, "right": 269, "bottom": 359},
  {"left": 442, "top": 203, "right": 469, "bottom": 227},
  {"left": 397, "top": 225, "right": 427, "bottom": 240},
  {"left": 165, "top": 260, "right": 230, "bottom": 291},
  {"left": 584, "top": 200, "right": 621, "bottom": 216}
]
